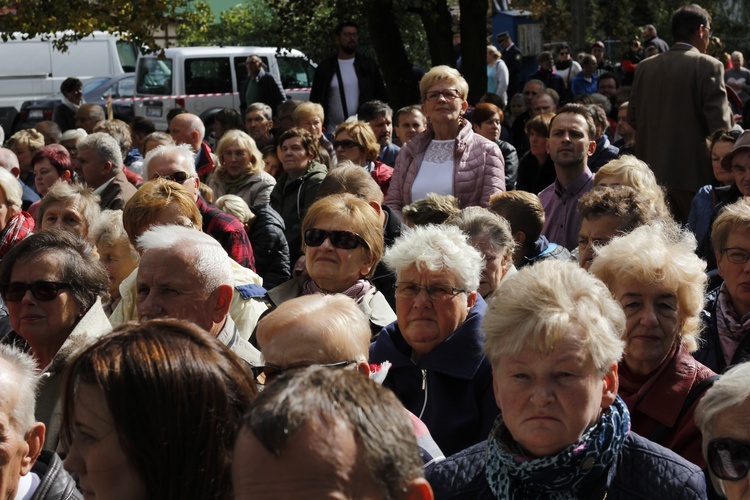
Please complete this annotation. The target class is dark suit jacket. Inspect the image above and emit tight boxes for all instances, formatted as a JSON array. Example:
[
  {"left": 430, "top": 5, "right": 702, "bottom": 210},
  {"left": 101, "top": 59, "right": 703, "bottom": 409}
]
[
  {"left": 239, "top": 68, "right": 286, "bottom": 115},
  {"left": 501, "top": 43, "right": 523, "bottom": 96},
  {"left": 98, "top": 170, "right": 137, "bottom": 211},
  {"left": 628, "top": 43, "right": 733, "bottom": 192}
]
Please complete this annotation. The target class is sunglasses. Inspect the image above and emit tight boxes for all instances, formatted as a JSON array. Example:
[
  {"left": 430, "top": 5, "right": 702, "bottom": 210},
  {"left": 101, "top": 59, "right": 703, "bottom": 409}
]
[
  {"left": 304, "top": 228, "right": 366, "bottom": 250},
  {"left": 0, "top": 281, "right": 73, "bottom": 302},
  {"left": 332, "top": 139, "right": 360, "bottom": 149},
  {"left": 708, "top": 438, "right": 750, "bottom": 481},
  {"left": 250, "top": 360, "right": 358, "bottom": 386},
  {"left": 149, "top": 171, "right": 192, "bottom": 184}
]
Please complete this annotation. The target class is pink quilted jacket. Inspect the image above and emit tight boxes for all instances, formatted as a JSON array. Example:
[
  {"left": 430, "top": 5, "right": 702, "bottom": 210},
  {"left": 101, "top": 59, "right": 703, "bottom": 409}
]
[{"left": 383, "top": 121, "right": 505, "bottom": 217}]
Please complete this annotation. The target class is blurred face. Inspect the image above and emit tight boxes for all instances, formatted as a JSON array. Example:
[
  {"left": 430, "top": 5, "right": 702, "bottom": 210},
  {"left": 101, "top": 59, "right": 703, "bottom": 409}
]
[
  {"left": 245, "top": 111, "right": 273, "bottom": 143},
  {"left": 616, "top": 107, "right": 635, "bottom": 144},
  {"left": 10, "top": 146, "right": 32, "bottom": 174},
  {"left": 595, "top": 174, "right": 624, "bottom": 187},
  {"left": 298, "top": 115, "right": 323, "bottom": 140},
  {"left": 368, "top": 114, "right": 392, "bottom": 146},
  {"left": 0, "top": 188, "right": 12, "bottom": 232},
  {"left": 395, "top": 266, "right": 476, "bottom": 360},
  {"left": 539, "top": 57, "right": 553, "bottom": 71},
  {"left": 75, "top": 108, "right": 101, "bottom": 134},
  {"left": 61, "top": 139, "right": 79, "bottom": 161},
  {"left": 263, "top": 153, "right": 281, "bottom": 178},
  {"left": 592, "top": 46, "right": 604, "bottom": 62},
  {"left": 493, "top": 330, "right": 616, "bottom": 457},
  {"left": 333, "top": 132, "right": 366, "bottom": 166},
  {"left": 63, "top": 84, "right": 83, "bottom": 105},
  {"left": 717, "top": 228, "right": 750, "bottom": 318},
  {"left": 577, "top": 215, "right": 625, "bottom": 270},
  {"left": 97, "top": 242, "right": 139, "bottom": 300},
  {"left": 528, "top": 130, "right": 548, "bottom": 159},
  {"left": 598, "top": 78, "right": 617, "bottom": 98},
  {"left": 732, "top": 55, "right": 743, "bottom": 69},
  {"left": 395, "top": 111, "right": 426, "bottom": 145},
  {"left": 76, "top": 147, "right": 110, "bottom": 190},
  {"left": 709, "top": 399, "right": 750, "bottom": 500},
  {"left": 0, "top": 377, "right": 37, "bottom": 500},
  {"left": 731, "top": 151, "right": 750, "bottom": 197},
  {"left": 63, "top": 384, "right": 148, "bottom": 500},
  {"left": 34, "top": 158, "right": 68, "bottom": 196},
  {"left": 547, "top": 113, "right": 595, "bottom": 169},
  {"left": 246, "top": 56, "right": 263, "bottom": 78},
  {"left": 336, "top": 26, "right": 358, "bottom": 54},
  {"left": 557, "top": 48, "right": 570, "bottom": 61},
  {"left": 6, "top": 252, "right": 81, "bottom": 355},
  {"left": 510, "top": 100, "right": 526, "bottom": 117},
  {"left": 305, "top": 215, "right": 375, "bottom": 293},
  {"left": 472, "top": 236, "right": 509, "bottom": 298},
  {"left": 41, "top": 200, "right": 88, "bottom": 239},
  {"left": 220, "top": 142, "right": 251, "bottom": 178},
  {"left": 611, "top": 280, "right": 681, "bottom": 376},
  {"left": 278, "top": 137, "right": 313, "bottom": 178},
  {"left": 523, "top": 82, "right": 543, "bottom": 107},
  {"left": 712, "top": 140, "right": 735, "bottom": 186},
  {"left": 422, "top": 82, "right": 467, "bottom": 127},
  {"left": 531, "top": 94, "right": 555, "bottom": 116},
  {"left": 474, "top": 112, "right": 502, "bottom": 142}
]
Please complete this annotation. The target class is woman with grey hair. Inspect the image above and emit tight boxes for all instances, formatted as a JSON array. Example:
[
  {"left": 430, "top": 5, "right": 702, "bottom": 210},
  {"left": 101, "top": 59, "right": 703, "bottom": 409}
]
[
  {"left": 590, "top": 222, "right": 716, "bottom": 467},
  {"left": 448, "top": 206, "right": 515, "bottom": 298},
  {"left": 428, "top": 260, "right": 706, "bottom": 498},
  {"left": 696, "top": 362, "right": 750, "bottom": 499},
  {"left": 36, "top": 182, "right": 101, "bottom": 246},
  {"left": 369, "top": 224, "right": 499, "bottom": 456},
  {"left": 0, "top": 167, "right": 34, "bottom": 259}
]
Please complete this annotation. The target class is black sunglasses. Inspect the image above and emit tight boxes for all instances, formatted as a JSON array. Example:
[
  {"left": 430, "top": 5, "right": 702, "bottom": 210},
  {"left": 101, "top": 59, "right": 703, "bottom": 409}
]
[
  {"left": 304, "top": 228, "right": 366, "bottom": 250},
  {"left": 250, "top": 360, "right": 358, "bottom": 386},
  {"left": 708, "top": 438, "right": 750, "bottom": 481},
  {"left": 149, "top": 171, "right": 192, "bottom": 183},
  {"left": 332, "top": 139, "right": 360, "bottom": 149},
  {"left": 0, "top": 281, "right": 73, "bottom": 302}
]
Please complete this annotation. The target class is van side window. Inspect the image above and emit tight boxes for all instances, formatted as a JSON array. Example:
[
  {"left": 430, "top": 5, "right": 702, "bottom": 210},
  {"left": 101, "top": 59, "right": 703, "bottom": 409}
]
[
  {"left": 277, "top": 56, "right": 315, "bottom": 89},
  {"left": 186, "top": 58, "right": 232, "bottom": 95},
  {"left": 116, "top": 41, "right": 138, "bottom": 73},
  {"left": 136, "top": 58, "right": 173, "bottom": 95}
]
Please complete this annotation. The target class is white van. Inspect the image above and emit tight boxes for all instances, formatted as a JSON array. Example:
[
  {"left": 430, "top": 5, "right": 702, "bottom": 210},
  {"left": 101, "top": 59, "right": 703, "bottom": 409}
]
[
  {"left": 133, "top": 46, "right": 315, "bottom": 131},
  {"left": 0, "top": 31, "right": 137, "bottom": 134}
]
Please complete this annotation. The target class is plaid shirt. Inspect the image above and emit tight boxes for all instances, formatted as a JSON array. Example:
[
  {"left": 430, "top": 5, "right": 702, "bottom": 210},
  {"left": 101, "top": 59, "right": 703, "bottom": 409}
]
[{"left": 197, "top": 197, "right": 255, "bottom": 270}]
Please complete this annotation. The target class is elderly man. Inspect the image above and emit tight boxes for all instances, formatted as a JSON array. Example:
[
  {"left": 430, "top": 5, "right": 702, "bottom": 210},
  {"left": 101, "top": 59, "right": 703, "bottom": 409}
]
[
  {"left": 76, "top": 132, "right": 136, "bottom": 210},
  {"left": 234, "top": 365, "right": 434, "bottom": 499},
  {"left": 643, "top": 23, "right": 670, "bottom": 53},
  {"left": 168, "top": 112, "right": 216, "bottom": 181},
  {"left": 142, "top": 144, "right": 254, "bottom": 269},
  {"left": 531, "top": 90, "right": 557, "bottom": 116},
  {"left": 240, "top": 55, "right": 286, "bottom": 116},
  {"left": 0, "top": 345, "right": 80, "bottom": 499},
  {"left": 74, "top": 103, "right": 105, "bottom": 134},
  {"left": 510, "top": 79, "right": 545, "bottom": 157},
  {"left": 136, "top": 225, "right": 261, "bottom": 366},
  {"left": 244, "top": 103, "right": 275, "bottom": 149},
  {"left": 0, "top": 148, "right": 39, "bottom": 210},
  {"left": 358, "top": 100, "right": 400, "bottom": 167}
]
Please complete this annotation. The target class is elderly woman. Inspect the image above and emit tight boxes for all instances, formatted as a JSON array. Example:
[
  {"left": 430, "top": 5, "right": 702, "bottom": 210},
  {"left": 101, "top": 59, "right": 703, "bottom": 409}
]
[
  {"left": 36, "top": 182, "right": 100, "bottom": 245},
  {"left": 696, "top": 199, "right": 750, "bottom": 372},
  {"left": 516, "top": 112, "right": 555, "bottom": 194},
  {"left": 0, "top": 168, "right": 34, "bottom": 259},
  {"left": 0, "top": 230, "right": 110, "bottom": 450},
  {"left": 29, "top": 144, "right": 75, "bottom": 217},
  {"left": 270, "top": 127, "right": 328, "bottom": 263},
  {"left": 427, "top": 260, "right": 706, "bottom": 498},
  {"left": 266, "top": 193, "right": 394, "bottom": 337},
  {"left": 90, "top": 210, "right": 140, "bottom": 315},
  {"left": 333, "top": 121, "right": 393, "bottom": 195},
  {"left": 384, "top": 66, "right": 505, "bottom": 218},
  {"left": 369, "top": 224, "right": 498, "bottom": 456},
  {"left": 7, "top": 129, "right": 45, "bottom": 192},
  {"left": 208, "top": 129, "right": 276, "bottom": 208},
  {"left": 293, "top": 101, "right": 334, "bottom": 166},
  {"left": 593, "top": 154, "right": 671, "bottom": 220},
  {"left": 59, "top": 128, "right": 87, "bottom": 161},
  {"left": 696, "top": 362, "right": 750, "bottom": 500},
  {"left": 447, "top": 206, "right": 515, "bottom": 299},
  {"left": 470, "top": 102, "right": 519, "bottom": 191},
  {"left": 62, "top": 319, "right": 257, "bottom": 499},
  {"left": 590, "top": 223, "right": 716, "bottom": 467}
]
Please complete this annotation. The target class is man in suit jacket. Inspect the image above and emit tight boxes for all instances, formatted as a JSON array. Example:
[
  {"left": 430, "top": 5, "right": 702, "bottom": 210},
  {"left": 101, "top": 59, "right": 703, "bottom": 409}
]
[
  {"left": 497, "top": 32, "right": 523, "bottom": 97},
  {"left": 75, "top": 133, "right": 136, "bottom": 211},
  {"left": 240, "top": 55, "right": 286, "bottom": 116},
  {"left": 628, "top": 4, "right": 732, "bottom": 223}
]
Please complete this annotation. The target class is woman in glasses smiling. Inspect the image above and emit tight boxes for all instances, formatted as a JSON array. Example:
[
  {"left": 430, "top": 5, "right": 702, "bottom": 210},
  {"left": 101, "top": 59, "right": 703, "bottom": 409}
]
[
  {"left": 264, "top": 193, "right": 395, "bottom": 338},
  {"left": 383, "top": 65, "right": 505, "bottom": 218},
  {"left": 0, "top": 230, "right": 110, "bottom": 451}
]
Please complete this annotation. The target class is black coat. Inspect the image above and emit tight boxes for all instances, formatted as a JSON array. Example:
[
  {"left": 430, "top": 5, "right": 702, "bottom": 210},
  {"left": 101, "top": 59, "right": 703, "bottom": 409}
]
[
  {"left": 248, "top": 204, "right": 290, "bottom": 290},
  {"left": 696, "top": 286, "right": 750, "bottom": 373},
  {"left": 239, "top": 70, "right": 286, "bottom": 116}
]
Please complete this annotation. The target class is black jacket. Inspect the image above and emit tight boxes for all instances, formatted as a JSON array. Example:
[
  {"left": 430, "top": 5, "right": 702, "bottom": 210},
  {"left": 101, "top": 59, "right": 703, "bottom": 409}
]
[
  {"left": 248, "top": 204, "right": 290, "bottom": 290},
  {"left": 427, "top": 432, "right": 706, "bottom": 499},
  {"left": 30, "top": 450, "right": 83, "bottom": 500},
  {"left": 497, "top": 140, "right": 518, "bottom": 191},
  {"left": 239, "top": 69, "right": 286, "bottom": 116},
  {"left": 696, "top": 286, "right": 750, "bottom": 373},
  {"left": 370, "top": 204, "right": 403, "bottom": 310}
]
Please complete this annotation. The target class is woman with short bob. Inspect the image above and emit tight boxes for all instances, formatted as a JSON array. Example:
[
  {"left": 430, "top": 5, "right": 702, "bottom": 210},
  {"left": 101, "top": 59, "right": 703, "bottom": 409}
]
[
  {"left": 36, "top": 182, "right": 101, "bottom": 246},
  {"left": 293, "top": 101, "right": 334, "bottom": 163},
  {"left": 384, "top": 65, "right": 505, "bottom": 218},
  {"left": 61, "top": 319, "right": 257, "bottom": 500},
  {"left": 0, "top": 167, "right": 34, "bottom": 258},
  {"left": 208, "top": 129, "right": 276, "bottom": 208},
  {"left": 696, "top": 362, "right": 750, "bottom": 499},
  {"left": 590, "top": 222, "right": 716, "bottom": 467},
  {"left": 427, "top": 260, "right": 706, "bottom": 498},
  {"left": 370, "top": 224, "right": 498, "bottom": 456},
  {"left": 333, "top": 121, "right": 393, "bottom": 195},
  {"left": 31, "top": 145, "right": 75, "bottom": 198},
  {"left": 265, "top": 193, "right": 394, "bottom": 337},
  {"left": 594, "top": 155, "right": 670, "bottom": 220}
]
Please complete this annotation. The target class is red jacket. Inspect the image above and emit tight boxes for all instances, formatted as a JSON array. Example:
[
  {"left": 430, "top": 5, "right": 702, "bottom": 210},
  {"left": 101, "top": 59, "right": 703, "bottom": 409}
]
[{"left": 370, "top": 160, "right": 393, "bottom": 197}]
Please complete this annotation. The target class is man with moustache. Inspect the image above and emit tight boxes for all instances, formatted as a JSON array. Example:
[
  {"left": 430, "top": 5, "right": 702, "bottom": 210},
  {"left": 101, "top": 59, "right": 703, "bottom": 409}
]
[{"left": 358, "top": 100, "right": 400, "bottom": 167}]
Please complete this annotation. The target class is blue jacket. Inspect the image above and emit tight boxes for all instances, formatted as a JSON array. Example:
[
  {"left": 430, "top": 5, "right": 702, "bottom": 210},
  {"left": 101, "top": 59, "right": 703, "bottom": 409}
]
[
  {"left": 427, "top": 432, "right": 706, "bottom": 499},
  {"left": 369, "top": 296, "right": 499, "bottom": 456},
  {"left": 571, "top": 72, "right": 598, "bottom": 97}
]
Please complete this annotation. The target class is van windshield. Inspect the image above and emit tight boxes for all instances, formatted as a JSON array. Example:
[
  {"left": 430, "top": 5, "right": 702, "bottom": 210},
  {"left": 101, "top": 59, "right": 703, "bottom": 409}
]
[
  {"left": 137, "top": 58, "right": 173, "bottom": 95},
  {"left": 277, "top": 56, "right": 315, "bottom": 89},
  {"left": 117, "top": 41, "right": 138, "bottom": 72}
]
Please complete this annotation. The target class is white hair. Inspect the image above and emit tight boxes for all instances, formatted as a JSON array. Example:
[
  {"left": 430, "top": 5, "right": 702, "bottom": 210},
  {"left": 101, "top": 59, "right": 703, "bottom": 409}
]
[
  {"left": 137, "top": 225, "right": 233, "bottom": 292},
  {"left": 77, "top": 132, "right": 123, "bottom": 173},
  {"left": 143, "top": 144, "right": 197, "bottom": 178},
  {"left": 0, "top": 167, "right": 22, "bottom": 211},
  {"left": 90, "top": 210, "right": 140, "bottom": 262},
  {"left": 0, "top": 148, "right": 19, "bottom": 172},
  {"left": 383, "top": 224, "right": 483, "bottom": 292},
  {"left": 60, "top": 128, "right": 88, "bottom": 143},
  {"left": 0, "top": 345, "right": 39, "bottom": 436}
]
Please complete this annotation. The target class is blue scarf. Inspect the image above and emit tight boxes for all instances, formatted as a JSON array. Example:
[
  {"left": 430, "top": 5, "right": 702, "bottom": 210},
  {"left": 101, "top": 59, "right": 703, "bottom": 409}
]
[{"left": 485, "top": 396, "right": 630, "bottom": 499}]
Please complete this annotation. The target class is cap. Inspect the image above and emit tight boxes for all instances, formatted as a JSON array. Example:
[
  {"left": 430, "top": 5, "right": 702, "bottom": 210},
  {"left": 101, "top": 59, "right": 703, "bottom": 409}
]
[
  {"left": 721, "top": 130, "right": 750, "bottom": 171},
  {"left": 591, "top": 40, "right": 605, "bottom": 49},
  {"left": 497, "top": 32, "right": 510, "bottom": 43}
]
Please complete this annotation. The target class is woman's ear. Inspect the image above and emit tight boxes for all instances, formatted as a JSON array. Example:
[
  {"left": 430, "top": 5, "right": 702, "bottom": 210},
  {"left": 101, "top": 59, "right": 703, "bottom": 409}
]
[{"left": 601, "top": 363, "right": 619, "bottom": 408}]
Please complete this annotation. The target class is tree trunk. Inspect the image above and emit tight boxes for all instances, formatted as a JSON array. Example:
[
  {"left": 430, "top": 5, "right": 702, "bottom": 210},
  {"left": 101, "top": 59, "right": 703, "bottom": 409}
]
[
  {"left": 459, "top": 0, "right": 488, "bottom": 104},
  {"left": 418, "top": 0, "right": 456, "bottom": 67}
]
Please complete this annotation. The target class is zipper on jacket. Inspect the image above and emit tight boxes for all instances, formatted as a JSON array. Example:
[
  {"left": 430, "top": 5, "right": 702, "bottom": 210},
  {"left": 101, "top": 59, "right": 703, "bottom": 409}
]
[{"left": 418, "top": 369, "right": 428, "bottom": 419}]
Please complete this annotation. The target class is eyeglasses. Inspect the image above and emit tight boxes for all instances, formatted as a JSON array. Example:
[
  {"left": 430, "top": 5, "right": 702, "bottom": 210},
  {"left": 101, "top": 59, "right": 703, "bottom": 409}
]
[
  {"left": 332, "top": 139, "right": 360, "bottom": 150},
  {"left": 0, "top": 281, "right": 73, "bottom": 302},
  {"left": 559, "top": 51, "right": 569, "bottom": 56},
  {"left": 707, "top": 438, "right": 750, "bottom": 481},
  {"left": 424, "top": 89, "right": 461, "bottom": 102},
  {"left": 149, "top": 171, "right": 192, "bottom": 184},
  {"left": 703, "top": 25, "right": 713, "bottom": 36},
  {"left": 712, "top": 129, "right": 742, "bottom": 143},
  {"left": 394, "top": 282, "right": 466, "bottom": 300},
  {"left": 304, "top": 228, "right": 366, "bottom": 250},
  {"left": 250, "top": 360, "right": 358, "bottom": 386},
  {"left": 721, "top": 247, "right": 750, "bottom": 264}
]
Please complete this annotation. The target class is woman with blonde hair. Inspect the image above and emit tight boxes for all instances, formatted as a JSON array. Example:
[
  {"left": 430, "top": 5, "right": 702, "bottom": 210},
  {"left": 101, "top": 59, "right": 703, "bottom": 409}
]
[
  {"left": 333, "top": 121, "right": 393, "bottom": 195},
  {"left": 208, "top": 129, "right": 276, "bottom": 207},
  {"left": 487, "top": 45, "right": 509, "bottom": 104},
  {"left": 293, "top": 101, "right": 335, "bottom": 164},
  {"left": 594, "top": 155, "right": 671, "bottom": 219}
]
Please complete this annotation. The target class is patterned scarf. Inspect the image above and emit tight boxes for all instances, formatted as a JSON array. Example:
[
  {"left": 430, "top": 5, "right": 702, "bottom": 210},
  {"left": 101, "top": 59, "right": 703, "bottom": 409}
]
[
  {"left": 716, "top": 282, "right": 750, "bottom": 365},
  {"left": 302, "top": 278, "right": 372, "bottom": 301},
  {"left": 0, "top": 211, "right": 34, "bottom": 259},
  {"left": 486, "top": 396, "right": 630, "bottom": 499}
]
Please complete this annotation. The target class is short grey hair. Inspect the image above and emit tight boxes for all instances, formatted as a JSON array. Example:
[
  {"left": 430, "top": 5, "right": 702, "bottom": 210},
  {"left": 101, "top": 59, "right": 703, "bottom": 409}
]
[
  {"left": 36, "top": 182, "right": 101, "bottom": 240},
  {"left": 0, "top": 148, "right": 19, "bottom": 172},
  {"left": 0, "top": 345, "right": 40, "bottom": 436},
  {"left": 60, "top": 128, "right": 88, "bottom": 143},
  {"left": 246, "top": 103, "right": 272, "bottom": 121},
  {"left": 90, "top": 210, "right": 140, "bottom": 262},
  {"left": 383, "top": 224, "right": 483, "bottom": 292},
  {"left": 77, "top": 132, "right": 123, "bottom": 173},
  {"left": 0, "top": 167, "right": 22, "bottom": 211},
  {"left": 447, "top": 206, "right": 515, "bottom": 260},
  {"left": 143, "top": 144, "right": 197, "bottom": 178},
  {"left": 137, "top": 225, "right": 233, "bottom": 293}
]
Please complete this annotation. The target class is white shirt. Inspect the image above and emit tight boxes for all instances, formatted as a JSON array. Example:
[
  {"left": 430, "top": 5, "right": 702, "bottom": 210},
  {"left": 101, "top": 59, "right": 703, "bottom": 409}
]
[
  {"left": 411, "top": 139, "right": 455, "bottom": 202},
  {"left": 326, "top": 58, "right": 359, "bottom": 130}
]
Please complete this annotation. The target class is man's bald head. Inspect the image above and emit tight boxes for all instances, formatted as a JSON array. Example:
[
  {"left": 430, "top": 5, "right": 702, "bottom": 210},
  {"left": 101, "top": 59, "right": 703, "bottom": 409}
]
[
  {"left": 169, "top": 113, "right": 205, "bottom": 151},
  {"left": 75, "top": 104, "right": 105, "bottom": 134},
  {"left": 0, "top": 148, "right": 20, "bottom": 177}
]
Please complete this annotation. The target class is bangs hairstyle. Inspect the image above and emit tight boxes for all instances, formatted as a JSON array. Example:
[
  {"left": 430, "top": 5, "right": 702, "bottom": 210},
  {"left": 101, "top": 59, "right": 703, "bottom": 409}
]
[
  {"left": 711, "top": 198, "right": 750, "bottom": 254},
  {"left": 61, "top": 319, "right": 257, "bottom": 500},
  {"left": 31, "top": 144, "right": 74, "bottom": 176},
  {"left": 301, "top": 194, "right": 384, "bottom": 278},
  {"left": 333, "top": 121, "right": 380, "bottom": 162},
  {"left": 292, "top": 102, "right": 325, "bottom": 124},
  {"left": 483, "top": 260, "right": 625, "bottom": 374},
  {"left": 589, "top": 222, "right": 706, "bottom": 352},
  {"left": 216, "top": 129, "right": 264, "bottom": 176},
  {"left": 470, "top": 103, "right": 505, "bottom": 126},
  {"left": 277, "top": 127, "right": 319, "bottom": 159},
  {"left": 419, "top": 65, "right": 469, "bottom": 101}
]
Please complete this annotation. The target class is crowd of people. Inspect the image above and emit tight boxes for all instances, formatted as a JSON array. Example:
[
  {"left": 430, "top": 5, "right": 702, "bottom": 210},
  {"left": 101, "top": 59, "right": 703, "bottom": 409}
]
[{"left": 0, "top": 3, "right": 749, "bottom": 499}]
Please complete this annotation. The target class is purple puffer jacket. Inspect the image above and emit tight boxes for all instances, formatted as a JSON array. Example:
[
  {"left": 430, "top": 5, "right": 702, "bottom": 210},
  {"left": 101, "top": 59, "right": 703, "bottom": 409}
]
[{"left": 384, "top": 120, "right": 505, "bottom": 217}]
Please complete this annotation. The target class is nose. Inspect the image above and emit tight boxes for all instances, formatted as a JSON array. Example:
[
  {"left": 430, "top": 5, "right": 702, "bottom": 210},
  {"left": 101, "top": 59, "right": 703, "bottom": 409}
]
[
  {"left": 318, "top": 235, "right": 335, "bottom": 251},
  {"left": 137, "top": 292, "right": 162, "bottom": 321},
  {"left": 63, "top": 438, "right": 85, "bottom": 475},
  {"left": 640, "top": 302, "right": 659, "bottom": 327},
  {"left": 412, "top": 287, "right": 433, "bottom": 308},
  {"left": 529, "top": 380, "right": 555, "bottom": 407}
]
